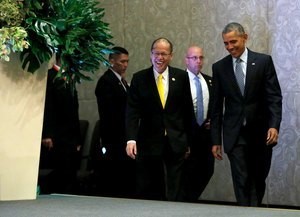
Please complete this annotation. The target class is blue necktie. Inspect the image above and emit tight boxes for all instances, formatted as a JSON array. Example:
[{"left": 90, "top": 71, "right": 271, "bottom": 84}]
[
  {"left": 235, "top": 58, "right": 245, "bottom": 95},
  {"left": 194, "top": 76, "right": 204, "bottom": 126}
]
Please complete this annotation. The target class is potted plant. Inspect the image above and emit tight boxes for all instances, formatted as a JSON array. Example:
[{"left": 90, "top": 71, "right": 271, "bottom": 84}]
[{"left": 0, "top": 0, "right": 113, "bottom": 201}]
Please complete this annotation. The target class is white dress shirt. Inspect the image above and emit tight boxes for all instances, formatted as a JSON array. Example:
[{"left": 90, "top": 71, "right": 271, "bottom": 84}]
[{"left": 187, "top": 69, "right": 209, "bottom": 120}]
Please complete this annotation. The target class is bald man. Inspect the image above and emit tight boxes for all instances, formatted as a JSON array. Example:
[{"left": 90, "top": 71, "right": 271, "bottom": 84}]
[
  {"left": 126, "top": 38, "right": 194, "bottom": 201},
  {"left": 183, "top": 46, "right": 214, "bottom": 202}
]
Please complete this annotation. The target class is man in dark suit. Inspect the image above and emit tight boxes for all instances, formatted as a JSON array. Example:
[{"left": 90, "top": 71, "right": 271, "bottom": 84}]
[
  {"left": 40, "top": 56, "right": 81, "bottom": 194},
  {"left": 95, "top": 46, "right": 129, "bottom": 160},
  {"left": 183, "top": 46, "right": 214, "bottom": 202},
  {"left": 126, "top": 38, "right": 194, "bottom": 201},
  {"left": 95, "top": 47, "right": 135, "bottom": 198},
  {"left": 211, "top": 22, "right": 282, "bottom": 206}
]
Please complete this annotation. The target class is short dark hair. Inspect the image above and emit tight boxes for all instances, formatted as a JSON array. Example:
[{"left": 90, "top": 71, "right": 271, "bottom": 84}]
[
  {"left": 222, "top": 22, "right": 245, "bottom": 36},
  {"left": 151, "top": 37, "right": 173, "bottom": 53},
  {"left": 109, "top": 46, "right": 129, "bottom": 59}
]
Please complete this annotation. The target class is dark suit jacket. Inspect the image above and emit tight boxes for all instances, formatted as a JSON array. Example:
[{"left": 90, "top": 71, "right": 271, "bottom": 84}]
[
  {"left": 190, "top": 73, "right": 213, "bottom": 152},
  {"left": 200, "top": 73, "right": 213, "bottom": 125},
  {"left": 42, "top": 68, "right": 81, "bottom": 147},
  {"left": 95, "top": 69, "right": 128, "bottom": 159},
  {"left": 211, "top": 49, "right": 282, "bottom": 153},
  {"left": 126, "top": 66, "right": 194, "bottom": 157}
]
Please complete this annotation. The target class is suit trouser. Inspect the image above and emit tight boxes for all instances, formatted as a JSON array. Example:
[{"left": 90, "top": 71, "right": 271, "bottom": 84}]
[
  {"left": 97, "top": 141, "right": 136, "bottom": 198},
  {"left": 39, "top": 143, "right": 77, "bottom": 194},
  {"left": 135, "top": 137, "right": 186, "bottom": 201},
  {"left": 227, "top": 134, "right": 273, "bottom": 207},
  {"left": 183, "top": 125, "right": 214, "bottom": 202}
]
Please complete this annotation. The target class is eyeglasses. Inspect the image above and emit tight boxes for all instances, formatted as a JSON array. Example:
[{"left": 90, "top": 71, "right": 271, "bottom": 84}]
[
  {"left": 186, "top": 56, "right": 204, "bottom": 61},
  {"left": 151, "top": 51, "right": 171, "bottom": 58}
]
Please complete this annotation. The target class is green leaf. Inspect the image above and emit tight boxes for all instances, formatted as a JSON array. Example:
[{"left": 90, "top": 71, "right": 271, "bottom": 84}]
[{"left": 3, "top": 0, "right": 114, "bottom": 89}]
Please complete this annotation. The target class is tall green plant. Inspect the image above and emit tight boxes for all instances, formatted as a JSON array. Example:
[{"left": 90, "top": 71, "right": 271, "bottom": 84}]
[
  {"left": 1, "top": 0, "right": 114, "bottom": 86},
  {"left": 49, "top": 0, "right": 114, "bottom": 84}
]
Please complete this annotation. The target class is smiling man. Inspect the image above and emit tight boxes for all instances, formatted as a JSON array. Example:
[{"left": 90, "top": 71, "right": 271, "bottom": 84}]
[
  {"left": 126, "top": 37, "right": 194, "bottom": 201},
  {"left": 211, "top": 22, "right": 282, "bottom": 206}
]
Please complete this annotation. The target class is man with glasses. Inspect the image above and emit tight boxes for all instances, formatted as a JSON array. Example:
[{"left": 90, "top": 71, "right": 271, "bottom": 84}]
[
  {"left": 183, "top": 46, "right": 214, "bottom": 202},
  {"left": 126, "top": 37, "right": 194, "bottom": 201}
]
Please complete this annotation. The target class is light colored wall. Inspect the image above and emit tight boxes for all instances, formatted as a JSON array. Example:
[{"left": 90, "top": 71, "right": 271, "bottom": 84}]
[
  {"left": 77, "top": 0, "right": 300, "bottom": 206},
  {"left": 0, "top": 54, "right": 47, "bottom": 200}
]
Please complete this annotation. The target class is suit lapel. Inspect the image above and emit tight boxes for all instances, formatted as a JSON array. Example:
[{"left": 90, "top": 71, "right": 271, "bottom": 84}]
[
  {"left": 146, "top": 67, "right": 164, "bottom": 109},
  {"left": 107, "top": 70, "right": 127, "bottom": 95},
  {"left": 224, "top": 56, "right": 245, "bottom": 98},
  {"left": 245, "top": 50, "right": 257, "bottom": 97},
  {"left": 223, "top": 56, "right": 242, "bottom": 97},
  {"left": 165, "top": 68, "right": 172, "bottom": 109},
  {"left": 202, "top": 73, "right": 212, "bottom": 93},
  {"left": 165, "top": 66, "right": 178, "bottom": 109}
]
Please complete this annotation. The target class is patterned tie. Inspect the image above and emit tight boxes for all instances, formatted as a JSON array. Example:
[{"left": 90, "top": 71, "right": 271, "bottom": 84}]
[
  {"left": 194, "top": 76, "right": 204, "bottom": 125},
  {"left": 121, "top": 78, "right": 129, "bottom": 91},
  {"left": 157, "top": 74, "right": 165, "bottom": 108},
  {"left": 235, "top": 58, "right": 245, "bottom": 95}
]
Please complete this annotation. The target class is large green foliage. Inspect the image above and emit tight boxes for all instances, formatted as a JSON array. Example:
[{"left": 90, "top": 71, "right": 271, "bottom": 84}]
[
  {"left": 2, "top": 0, "right": 114, "bottom": 85},
  {"left": 49, "top": 0, "right": 114, "bottom": 84}
]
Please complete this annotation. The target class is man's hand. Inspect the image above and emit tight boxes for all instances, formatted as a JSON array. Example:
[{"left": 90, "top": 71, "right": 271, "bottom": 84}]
[
  {"left": 41, "top": 138, "right": 53, "bottom": 150},
  {"left": 204, "top": 119, "right": 211, "bottom": 130},
  {"left": 185, "top": 146, "right": 191, "bottom": 159},
  {"left": 212, "top": 145, "right": 223, "bottom": 160},
  {"left": 126, "top": 142, "right": 137, "bottom": 159},
  {"left": 266, "top": 128, "right": 279, "bottom": 145}
]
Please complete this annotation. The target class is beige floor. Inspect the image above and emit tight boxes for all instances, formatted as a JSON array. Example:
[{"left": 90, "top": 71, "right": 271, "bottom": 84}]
[{"left": 0, "top": 194, "right": 299, "bottom": 217}]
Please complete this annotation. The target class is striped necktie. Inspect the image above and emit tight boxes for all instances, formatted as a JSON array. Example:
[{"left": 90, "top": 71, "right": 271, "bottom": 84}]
[
  {"left": 235, "top": 58, "right": 245, "bottom": 95},
  {"left": 194, "top": 76, "right": 204, "bottom": 125},
  {"left": 121, "top": 78, "right": 128, "bottom": 91}
]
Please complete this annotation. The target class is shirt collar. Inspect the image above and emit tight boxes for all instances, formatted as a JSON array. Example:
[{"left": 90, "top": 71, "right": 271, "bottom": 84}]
[
  {"left": 110, "top": 68, "right": 122, "bottom": 81},
  {"left": 187, "top": 69, "right": 203, "bottom": 80},
  {"left": 233, "top": 48, "right": 248, "bottom": 63},
  {"left": 154, "top": 66, "right": 169, "bottom": 80}
]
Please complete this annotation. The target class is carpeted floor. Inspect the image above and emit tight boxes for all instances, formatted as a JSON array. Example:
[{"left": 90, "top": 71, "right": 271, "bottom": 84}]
[{"left": 0, "top": 194, "right": 299, "bottom": 217}]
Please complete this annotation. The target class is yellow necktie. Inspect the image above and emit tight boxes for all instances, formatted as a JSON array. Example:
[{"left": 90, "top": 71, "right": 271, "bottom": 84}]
[{"left": 157, "top": 74, "right": 165, "bottom": 108}]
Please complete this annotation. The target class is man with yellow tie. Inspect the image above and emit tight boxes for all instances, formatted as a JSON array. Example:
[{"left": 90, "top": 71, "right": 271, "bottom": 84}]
[{"left": 126, "top": 37, "right": 194, "bottom": 201}]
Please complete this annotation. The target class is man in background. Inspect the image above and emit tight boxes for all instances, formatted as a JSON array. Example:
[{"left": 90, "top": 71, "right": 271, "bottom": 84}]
[
  {"left": 40, "top": 55, "right": 81, "bottom": 194},
  {"left": 183, "top": 45, "right": 214, "bottom": 202},
  {"left": 95, "top": 46, "right": 135, "bottom": 198}
]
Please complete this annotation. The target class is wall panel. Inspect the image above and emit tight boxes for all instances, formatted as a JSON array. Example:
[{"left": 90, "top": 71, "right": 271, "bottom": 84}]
[{"left": 77, "top": 0, "right": 300, "bottom": 206}]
